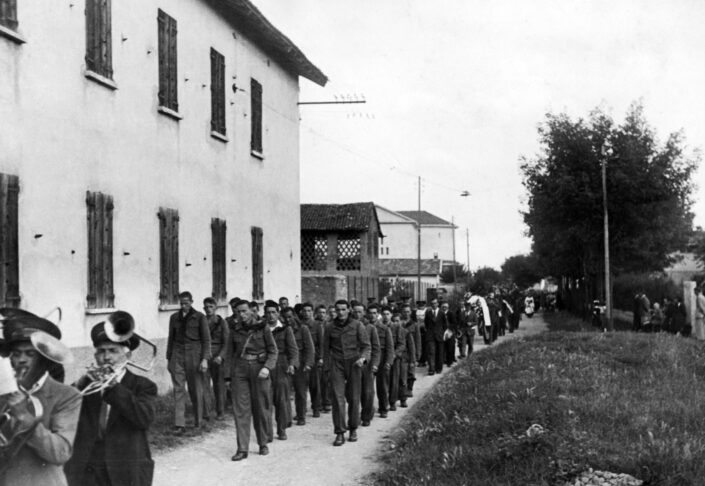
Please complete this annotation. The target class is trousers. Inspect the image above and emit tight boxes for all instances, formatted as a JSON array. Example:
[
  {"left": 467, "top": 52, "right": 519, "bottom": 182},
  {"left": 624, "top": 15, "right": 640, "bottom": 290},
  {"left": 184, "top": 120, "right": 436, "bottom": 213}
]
[
  {"left": 309, "top": 365, "right": 322, "bottom": 412},
  {"left": 270, "top": 364, "right": 292, "bottom": 437},
  {"left": 232, "top": 359, "right": 271, "bottom": 452},
  {"left": 360, "top": 363, "right": 375, "bottom": 423},
  {"left": 426, "top": 339, "right": 445, "bottom": 374},
  {"left": 329, "top": 357, "right": 361, "bottom": 434},
  {"left": 375, "top": 367, "right": 390, "bottom": 413},
  {"left": 168, "top": 344, "right": 206, "bottom": 427},
  {"left": 293, "top": 368, "right": 309, "bottom": 421}
]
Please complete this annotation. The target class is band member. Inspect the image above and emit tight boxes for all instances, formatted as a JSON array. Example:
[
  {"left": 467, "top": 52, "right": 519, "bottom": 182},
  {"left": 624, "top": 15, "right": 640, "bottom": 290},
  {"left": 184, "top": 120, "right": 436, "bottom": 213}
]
[
  {"left": 373, "top": 306, "right": 394, "bottom": 418},
  {"left": 321, "top": 300, "right": 370, "bottom": 446},
  {"left": 281, "top": 307, "right": 315, "bottom": 426},
  {"left": 300, "top": 303, "right": 323, "bottom": 417},
  {"left": 0, "top": 309, "right": 81, "bottom": 486},
  {"left": 400, "top": 304, "right": 421, "bottom": 397},
  {"left": 354, "top": 302, "right": 380, "bottom": 428},
  {"left": 424, "top": 298, "right": 447, "bottom": 375},
  {"left": 204, "top": 297, "right": 229, "bottom": 420},
  {"left": 228, "top": 299, "right": 278, "bottom": 460},
  {"left": 65, "top": 315, "right": 157, "bottom": 486},
  {"left": 166, "top": 291, "right": 211, "bottom": 433},
  {"left": 265, "top": 301, "right": 298, "bottom": 441}
]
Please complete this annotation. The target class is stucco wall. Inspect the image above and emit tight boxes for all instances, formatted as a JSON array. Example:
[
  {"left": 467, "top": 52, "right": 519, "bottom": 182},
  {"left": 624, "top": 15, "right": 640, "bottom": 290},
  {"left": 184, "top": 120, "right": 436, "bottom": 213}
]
[
  {"left": 0, "top": 0, "right": 303, "bottom": 370},
  {"left": 301, "top": 275, "right": 348, "bottom": 307},
  {"left": 380, "top": 223, "right": 455, "bottom": 260}
]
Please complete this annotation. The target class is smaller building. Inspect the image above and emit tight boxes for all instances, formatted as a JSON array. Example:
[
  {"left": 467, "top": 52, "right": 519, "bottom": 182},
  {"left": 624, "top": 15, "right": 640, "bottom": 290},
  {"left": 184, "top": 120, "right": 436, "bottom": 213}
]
[
  {"left": 376, "top": 206, "right": 457, "bottom": 261},
  {"left": 300, "top": 203, "right": 382, "bottom": 305}
]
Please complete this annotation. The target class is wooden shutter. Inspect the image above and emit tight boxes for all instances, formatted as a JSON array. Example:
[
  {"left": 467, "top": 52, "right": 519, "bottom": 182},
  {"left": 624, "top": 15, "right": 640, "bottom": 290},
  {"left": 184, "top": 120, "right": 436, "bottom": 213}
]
[
  {"left": 85, "top": 0, "right": 112, "bottom": 78},
  {"left": 157, "top": 9, "right": 177, "bottom": 110},
  {"left": 86, "top": 191, "right": 114, "bottom": 309},
  {"left": 167, "top": 14, "right": 178, "bottom": 110},
  {"left": 85, "top": 0, "right": 97, "bottom": 71},
  {"left": 250, "top": 79, "right": 262, "bottom": 153},
  {"left": 0, "top": 174, "right": 19, "bottom": 307},
  {"left": 210, "top": 48, "right": 226, "bottom": 135},
  {"left": 251, "top": 226, "right": 263, "bottom": 300},
  {"left": 100, "top": 0, "right": 112, "bottom": 78},
  {"left": 158, "top": 208, "right": 179, "bottom": 305},
  {"left": 211, "top": 218, "right": 226, "bottom": 302},
  {"left": 0, "top": 0, "right": 18, "bottom": 31}
]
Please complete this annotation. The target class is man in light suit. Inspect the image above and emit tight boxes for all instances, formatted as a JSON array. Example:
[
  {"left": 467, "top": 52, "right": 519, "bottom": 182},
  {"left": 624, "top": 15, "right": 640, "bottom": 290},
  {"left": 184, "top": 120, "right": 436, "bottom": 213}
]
[{"left": 66, "top": 315, "right": 157, "bottom": 486}]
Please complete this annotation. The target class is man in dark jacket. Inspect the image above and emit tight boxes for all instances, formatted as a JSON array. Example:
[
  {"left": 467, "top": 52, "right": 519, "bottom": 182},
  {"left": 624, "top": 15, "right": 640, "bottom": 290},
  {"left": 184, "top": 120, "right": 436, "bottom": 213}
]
[
  {"left": 282, "top": 307, "right": 315, "bottom": 426},
  {"left": 373, "top": 306, "right": 395, "bottom": 419},
  {"left": 166, "top": 291, "right": 211, "bottom": 432},
  {"left": 400, "top": 303, "right": 421, "bottom": 396},
  {"left": 424, "top": 298, "right": 447, "bottom": 375},
  {"left": 203, "top": 297, "right": 229, "bottom": 420},
  {"left": 300, "top": 302, "right": 323, "bottom": 417},
  {"left": 355, "top": 301, "right": 380, "bottom": 427},
  {"left": 441, "top": 301, "right": 456, "bottom": 367},
  {"left": 321, "top": 299, "right": 371, "bottom": 446},
  {"left": 66, "top": 317, "right": 157, "bottom": 486}
]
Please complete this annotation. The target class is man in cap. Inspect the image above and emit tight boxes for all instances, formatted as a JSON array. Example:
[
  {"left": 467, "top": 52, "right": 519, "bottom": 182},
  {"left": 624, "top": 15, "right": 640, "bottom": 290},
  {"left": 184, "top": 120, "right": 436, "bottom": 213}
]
[
  {"left": 65, "top": 313, "right": 157, "bottom": 486},
  {"left": 166, "top": 291, "right": 211, "bottom": 434},
  {"left": 0, "top": 308, "right": 82, "bottom": 486},
  {"left": 228, "top": 298, "right": 278, "bottom": 460},
  {"left": 281, "top": 306, "right": 315, "bottom": 427}
]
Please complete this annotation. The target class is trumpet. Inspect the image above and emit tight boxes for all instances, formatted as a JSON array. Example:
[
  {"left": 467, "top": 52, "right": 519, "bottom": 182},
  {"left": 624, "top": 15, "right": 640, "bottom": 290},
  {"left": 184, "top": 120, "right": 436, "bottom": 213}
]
[{"left": 80, "top": 311, "right": 157, "bottom": 396}]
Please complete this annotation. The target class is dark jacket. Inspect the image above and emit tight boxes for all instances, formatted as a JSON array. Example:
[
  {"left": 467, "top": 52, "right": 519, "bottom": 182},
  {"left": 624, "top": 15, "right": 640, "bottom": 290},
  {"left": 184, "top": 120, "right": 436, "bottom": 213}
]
[
  {"left": 390, "top": 322, "right": 407, "bottom": 359},
  {"left": 65, "top": 371, "right": 156, "bottom": 486},
  {"left": 402, "top": 319, "right": 422, "bottom": 360},
  {"left": 228, "top": 319, "right": 278, "bottom": 371},
  {"left": 424, "top": 307, "right": 447, "bottom": 341},
  {"left": 271, "top": 324, "right": 299, "bottom": 370},
  {"left": 322, "top": 317, "right": 371, "bottom": 363},
  {"left": 166, "top": 309, "right": 211, "bottom": 362},
  {"left": 402, "top": 326, "right": 416, "bottom": 363},
  {"left": 373, "top": 321, "right": 395, "bottom": 369},
  {"left": 365, "top": 321, "right": 381, "bottom": 369},
  {"left": 292, "top": 323, "right": 315, "bottom": 369},
  {"left": 302, "top": 318, "right": 323, "bottom": 362},
  {"left": 207, "top": 314, "right": 230, "bottom": 361}
]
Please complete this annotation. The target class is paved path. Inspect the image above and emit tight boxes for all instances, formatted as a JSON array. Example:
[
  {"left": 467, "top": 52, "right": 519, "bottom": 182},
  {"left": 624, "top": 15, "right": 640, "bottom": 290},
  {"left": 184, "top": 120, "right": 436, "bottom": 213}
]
[{"left": 153, "top": 314, "right": 548, "bottom": 486}]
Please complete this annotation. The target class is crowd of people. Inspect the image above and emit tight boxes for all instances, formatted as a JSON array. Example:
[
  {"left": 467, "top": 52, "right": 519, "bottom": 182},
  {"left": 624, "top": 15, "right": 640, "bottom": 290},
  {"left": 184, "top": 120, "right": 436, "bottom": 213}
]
[
  {"left": 631, "top": 290, "right": 690, "bottom": 334},
  {"left": 0, "top": 286, "right": 533, "bottom": 486}
]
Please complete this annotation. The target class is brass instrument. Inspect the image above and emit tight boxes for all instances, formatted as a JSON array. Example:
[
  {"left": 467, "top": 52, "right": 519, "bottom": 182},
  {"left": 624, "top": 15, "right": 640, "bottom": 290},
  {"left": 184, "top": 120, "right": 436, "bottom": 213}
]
[{"left": 80, "top": 311, "right": 157, "bottom": 396}]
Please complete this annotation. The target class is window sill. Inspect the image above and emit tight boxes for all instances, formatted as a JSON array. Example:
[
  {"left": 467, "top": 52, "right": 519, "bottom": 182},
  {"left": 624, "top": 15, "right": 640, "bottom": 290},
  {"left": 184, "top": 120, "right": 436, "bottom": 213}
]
[
  {"left": 85, "top": 307, "right": 117, "bottom": 315},
  {"left": 250, "top": 149, "right": 264, "bottom": 160},
  {"left": 84, "top": 70, "right": 118, "bottom": 90},
  {"left": 210, "top": 131, "right": 229, "bottom": 143},
  {"left": 158, "top": 106, "right": 183, "bottom": 121},
  {"left": 158, "top": 304, "right": 180, "bottom": 312},
  {"left": 0, "top": 25, "right": 26, "bottom": 44}
]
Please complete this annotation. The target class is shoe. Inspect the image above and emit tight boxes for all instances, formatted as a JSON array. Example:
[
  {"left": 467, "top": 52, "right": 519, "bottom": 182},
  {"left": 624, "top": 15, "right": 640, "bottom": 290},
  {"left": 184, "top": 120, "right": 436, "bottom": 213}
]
[
  {"left": 313, "top": 410, "right": 321, "bottom": 418},
  {"left": 296, "top": 419, "right": 305, "bottom": 426},
  {"left": 231, "top": 451, "right": 248, "bottom": 461},
  {"left": 173, "top": 426, "right": 186, "bottom": 436},
  {"left": 348, "top": 430, "right": 358, "bottom": 442},
  {"left": 428, "top": 371, "right": 435, "bottom": 376},
  {"left": 333, "top": 433, "right": 345, "bottom": 446},
  {"left": 390, "top": 405, "right": 397, "bottom": 411},
  {"left": 323, "top": 406, "right": 332, "bottom": 413},
  {"left": 259, "top": 445, "right": 269, "bottom": 456},
  {"left": 287, "top": 421, "right": 292, "bottom": 428},
  {"left": 361, "top": 420, "right": 370, "bottom": 427},
  {"left": 277, "top": 432, "right": 287, "bottom": 440},
  {"left": 380, "top": 411, "right": 388, "bottom": 418},
  {"left": 400, "top": 400, "right": 408, "bottom": 408}
]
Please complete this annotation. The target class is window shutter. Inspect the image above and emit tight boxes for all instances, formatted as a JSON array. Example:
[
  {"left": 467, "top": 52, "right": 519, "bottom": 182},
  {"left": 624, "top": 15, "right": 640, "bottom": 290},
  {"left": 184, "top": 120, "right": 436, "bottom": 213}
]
[
  {"left": 159, "top": 207, "right": 179, "bottom": 305},
  {"left": 103, "top": 195, "right": 114, "bottom": 308},
  {"left": 86, "top": 191, "right": 98, "bottom": 308},
  {"left": 85, "top": 0, "right": 97, "bottom": 71},
  {"left": 250, "top": 79, "right": 262, "bottom": 153},
  {"left": 251, "top": 226, "right": 263, "bottom": 300},
  {"left": 157, "top": 10, "right": 168, "bottom": 107},
  {"left": 0, "top": 174, "right": 19, "bottom": 307},
  {"left": 168, "top": 15, "right": 178, "bottom": 111},
  {"left": 210, "top": 48, "right": 226, "bottom": 135},
  {"left": 0, "top": 0, "right": 18, "bottom": 31},
  {"left": 100, "top": 0, "right": 112, "bottom": 78},
  {"left": 211, "top": 218, "right": 226, "bottom": 302}
]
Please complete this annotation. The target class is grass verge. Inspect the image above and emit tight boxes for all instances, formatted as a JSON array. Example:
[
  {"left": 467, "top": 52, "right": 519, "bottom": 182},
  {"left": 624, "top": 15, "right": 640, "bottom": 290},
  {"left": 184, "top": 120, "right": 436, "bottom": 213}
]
[
  {"left": 542, "top": 310, "right": 632, "bottom": 333},
  {"left": 369, "top": 328, "right": 705, "bottom": 485}
]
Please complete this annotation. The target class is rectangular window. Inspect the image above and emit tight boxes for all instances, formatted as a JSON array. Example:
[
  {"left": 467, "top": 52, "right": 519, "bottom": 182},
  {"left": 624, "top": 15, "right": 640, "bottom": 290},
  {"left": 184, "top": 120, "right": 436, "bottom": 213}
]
[
  {"left": 157, "top": 9, "right": 178, "bottom": 112},
  {"left": 251, "top": 226, "right": 263, "bottom": 300},
  {"left": 85, "top": 0, "right": 112, "bottom": 79},
  {"left": 250, "top": 78, "right": 262, "bottom": 154},
  {"left": 86, "top": 191, "right": 114, "bottom": 309},
  {"left": 158, "top": 207, "right": 179, "bottom": 306},
  {"left": 211, "top": 218, "right": 226, "bottom": 303},
  {"left": 0, "top": 173, "right": 19, "bottom": 308},
  {"left": 336, "top": 235, "right": 361, "bottom": 271},
  {"left": 0, "top": 0, "right": 18, "bottom": 31},
  {"left": 210, "top": 48, "right": 226, "bottom": 136}
]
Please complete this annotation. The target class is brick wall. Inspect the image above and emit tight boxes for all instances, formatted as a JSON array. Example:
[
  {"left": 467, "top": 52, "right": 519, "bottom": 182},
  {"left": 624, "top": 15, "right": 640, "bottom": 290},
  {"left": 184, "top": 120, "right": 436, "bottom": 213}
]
[{"left": 302, "top": 275, "right": 348, "bottom": 306}]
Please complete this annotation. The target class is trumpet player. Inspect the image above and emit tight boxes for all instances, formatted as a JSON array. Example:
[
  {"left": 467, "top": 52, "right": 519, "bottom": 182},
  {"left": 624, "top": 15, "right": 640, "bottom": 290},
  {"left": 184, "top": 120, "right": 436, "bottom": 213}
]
[
  {"left": 0, "top": 310, "right": 81, "bottom": 486},
  {"left": 65, "top": 318, "right": 157, "bottom": 486}
]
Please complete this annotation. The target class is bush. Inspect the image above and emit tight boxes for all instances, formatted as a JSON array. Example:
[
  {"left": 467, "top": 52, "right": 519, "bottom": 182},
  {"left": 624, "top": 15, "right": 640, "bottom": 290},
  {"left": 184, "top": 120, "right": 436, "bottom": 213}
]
[{"left": 613, "top": 272, "right": 680, "bottom": 311}]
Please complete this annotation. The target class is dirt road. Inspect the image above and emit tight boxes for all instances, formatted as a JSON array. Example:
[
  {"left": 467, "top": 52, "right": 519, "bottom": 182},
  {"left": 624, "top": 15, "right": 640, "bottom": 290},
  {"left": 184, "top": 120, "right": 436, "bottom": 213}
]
[{"left": 153, "top": 315, "right": 548, "bottom": 486}]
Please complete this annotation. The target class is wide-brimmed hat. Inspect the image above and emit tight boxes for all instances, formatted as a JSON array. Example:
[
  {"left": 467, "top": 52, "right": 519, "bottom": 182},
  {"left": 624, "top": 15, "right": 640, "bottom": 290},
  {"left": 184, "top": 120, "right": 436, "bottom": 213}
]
[{"left": 1, "top": 308, "right": 61, "bottom": 347}]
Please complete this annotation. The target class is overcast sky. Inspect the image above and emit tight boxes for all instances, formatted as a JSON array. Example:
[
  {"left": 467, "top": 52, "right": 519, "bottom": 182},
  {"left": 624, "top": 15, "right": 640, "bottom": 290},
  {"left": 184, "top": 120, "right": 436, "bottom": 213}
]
[{"left": 253, "top": 0, "right": 705, "bottom": 270}]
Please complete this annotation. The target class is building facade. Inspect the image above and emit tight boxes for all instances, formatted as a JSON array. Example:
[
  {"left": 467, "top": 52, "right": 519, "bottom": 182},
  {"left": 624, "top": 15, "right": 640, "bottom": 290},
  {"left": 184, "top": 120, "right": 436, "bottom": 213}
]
[
  {"left": 375, "top": 206, "right": 457, "bottom": 261},
  {"left": 0, "top": 0, "right": 325, "bottom": 387}
]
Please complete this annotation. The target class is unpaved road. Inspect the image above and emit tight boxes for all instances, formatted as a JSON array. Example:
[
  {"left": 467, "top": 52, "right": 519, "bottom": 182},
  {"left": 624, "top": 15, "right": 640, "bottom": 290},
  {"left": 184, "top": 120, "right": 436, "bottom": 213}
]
[{"left": 154, "top": 314, "right": 548, "bottom": 486}]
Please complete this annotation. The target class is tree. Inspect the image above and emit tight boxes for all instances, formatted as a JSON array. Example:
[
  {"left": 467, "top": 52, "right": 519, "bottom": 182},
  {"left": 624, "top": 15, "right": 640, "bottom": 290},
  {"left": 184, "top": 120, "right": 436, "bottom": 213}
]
[
  {"left": 440, "top": 263, "right": 469, "bottom": 284},
  {"left": 501, "top": 254, "right": 542, "bottom": 288},
  {"left": 521, "top": 103, "right": 698, "bottom": 288},
  {"left": 468, "top": 266, "right": 503, "bottom": 295}
]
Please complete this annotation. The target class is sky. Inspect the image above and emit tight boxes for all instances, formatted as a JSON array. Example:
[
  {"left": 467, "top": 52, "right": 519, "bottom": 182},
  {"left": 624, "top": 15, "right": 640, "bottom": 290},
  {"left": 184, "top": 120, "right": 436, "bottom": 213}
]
[{"left": 252, "top": 0, "right": 705, "bottom": 270}]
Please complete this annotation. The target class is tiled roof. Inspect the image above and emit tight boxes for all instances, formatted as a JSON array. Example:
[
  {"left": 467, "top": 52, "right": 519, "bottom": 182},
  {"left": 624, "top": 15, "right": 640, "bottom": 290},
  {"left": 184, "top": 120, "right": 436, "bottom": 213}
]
[
  {"left": 379, "top": 258, "right": 442, "bottom": 276},
  {"left": 397, "top": 211, "right": 453, "bottom": 226},
  {"left": 301, "top": 202, "right": 380, "bottom": 232},
  {"left": 205, "top": 0, "right": 327, "bottom": 86}
]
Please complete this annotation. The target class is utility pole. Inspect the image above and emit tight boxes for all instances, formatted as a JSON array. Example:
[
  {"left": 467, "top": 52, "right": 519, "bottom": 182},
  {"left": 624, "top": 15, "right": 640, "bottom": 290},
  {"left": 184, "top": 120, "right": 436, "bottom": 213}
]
[
  {"left": 466, "top": 228, "right": 470, "bottom": 286},
  {"left": 601, "top": 146, "right": 613, "bottom": 332},
  {"left": 417, "top": 176, "right": 422, "bottom": 302},
  {"left": 452, "top": 216, "right": 457, "bottom": 285}
]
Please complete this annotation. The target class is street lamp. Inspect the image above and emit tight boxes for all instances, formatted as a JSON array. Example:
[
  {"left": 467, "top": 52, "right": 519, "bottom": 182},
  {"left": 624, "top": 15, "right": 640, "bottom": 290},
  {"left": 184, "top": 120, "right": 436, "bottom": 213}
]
[{"left": 600, "top": 144, "right": 614, "bottom": 332}]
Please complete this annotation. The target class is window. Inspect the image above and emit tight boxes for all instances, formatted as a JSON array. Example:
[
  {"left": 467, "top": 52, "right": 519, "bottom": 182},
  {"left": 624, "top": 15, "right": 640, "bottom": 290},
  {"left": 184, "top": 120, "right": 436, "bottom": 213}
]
[
  {"left": 210, "top": 48, "right": 226, "bottom": 136},
  {"left": 158, "top": 207, "right": 179, "bottom": 306},
  {"left": 250, "top": 78, "right": 262, "bottom": 154},
  {"left": 0, "top": 173, "right": 19, "bottom": 308},
  {"left": 86, "top": 191, "right": 114, "bottom": 309},
  {"left": 211, "top": 218, "right": 226, "bottom": 303},
  {"left": 301, "top": 234, "right": 327, "bottom": 271},
  {"left": 336, "top": 236, "right": 361, "bottom": 271},
  {"left": 157, "top": 9, "right": 178, "bottom": 112},
  {"left": 85, "top": 0, "right": 112, "bottom": 79},
  {"left": 0, "top": 0, "right": 17, "bottom": 31},
  {"left": 251, "top": 226, "right": 263, "bottom": 300}
]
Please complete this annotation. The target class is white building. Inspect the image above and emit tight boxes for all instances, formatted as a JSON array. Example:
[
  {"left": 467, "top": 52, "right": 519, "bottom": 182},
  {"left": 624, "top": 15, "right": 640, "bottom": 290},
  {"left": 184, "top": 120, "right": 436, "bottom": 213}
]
[
  {"left": 376, "top": 206, "right": 457, "bottom": 261},
  {"left": 0, "top": 0, "right": 326, "bottom": 386}
]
